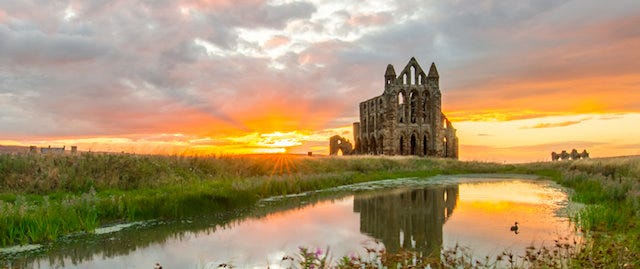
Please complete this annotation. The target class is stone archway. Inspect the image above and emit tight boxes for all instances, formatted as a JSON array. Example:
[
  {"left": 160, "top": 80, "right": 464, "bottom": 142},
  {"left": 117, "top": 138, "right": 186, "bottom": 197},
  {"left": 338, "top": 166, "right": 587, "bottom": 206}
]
[
  {"left": 329, "top": 135, "right": 353, "bottom": 155},
  {"left": 443, "top": 137, "right": 448, "bottom": 157},
  {"left": 398, "top": 91, "right": 406, "bottom": 124}
]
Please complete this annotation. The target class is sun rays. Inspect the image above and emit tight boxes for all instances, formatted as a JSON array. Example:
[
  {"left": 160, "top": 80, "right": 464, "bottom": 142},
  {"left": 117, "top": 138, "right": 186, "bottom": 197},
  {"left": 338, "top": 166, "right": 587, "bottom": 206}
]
[{"left": 268, "top": 154, "right": 298, "bottom": 178}]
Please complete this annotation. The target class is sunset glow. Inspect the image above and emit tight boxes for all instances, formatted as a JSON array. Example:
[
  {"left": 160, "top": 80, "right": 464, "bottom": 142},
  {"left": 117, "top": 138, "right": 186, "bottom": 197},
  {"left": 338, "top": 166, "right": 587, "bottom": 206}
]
[
  {"left": 443, "top": 180, "right": 576, "bottom": 256},
  {"left": 1, "top": 1, "right": 639, "bottom": 161}
]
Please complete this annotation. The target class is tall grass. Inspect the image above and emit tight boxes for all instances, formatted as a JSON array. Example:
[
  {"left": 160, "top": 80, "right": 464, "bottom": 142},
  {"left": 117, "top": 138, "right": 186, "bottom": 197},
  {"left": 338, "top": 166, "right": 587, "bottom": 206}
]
[
  {"left": 1, "top": 153, "right": 639, "bottom": 267},
  {"left": 513, "top": 157, "right": 640, "bottom": 268},
  {"left": 0, "top": 191, "right": 99, "bottom": 246},
  {"left": 0, "top": 153, "right": 513, "bottom": 246}
]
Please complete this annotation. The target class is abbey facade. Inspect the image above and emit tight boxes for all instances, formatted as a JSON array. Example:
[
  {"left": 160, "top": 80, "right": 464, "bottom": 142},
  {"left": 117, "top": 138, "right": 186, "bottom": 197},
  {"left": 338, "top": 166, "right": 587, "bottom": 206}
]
[{"left": 353, "top": 57, "right": 458, "bottom": 158}]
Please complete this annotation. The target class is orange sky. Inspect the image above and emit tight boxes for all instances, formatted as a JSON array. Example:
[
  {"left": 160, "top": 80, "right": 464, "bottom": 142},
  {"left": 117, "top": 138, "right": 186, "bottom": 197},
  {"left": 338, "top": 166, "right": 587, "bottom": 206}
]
[{"left": 1, "top": 1, "right": 639, "bottom": 162}]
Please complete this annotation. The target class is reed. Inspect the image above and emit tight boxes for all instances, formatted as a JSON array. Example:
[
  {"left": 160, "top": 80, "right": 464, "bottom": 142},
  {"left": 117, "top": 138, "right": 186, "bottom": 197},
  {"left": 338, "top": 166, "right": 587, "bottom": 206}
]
[
  {"left": 1, "top": 153, "right": 639, "bottom": 267},
  {"left": 232, "top": 238, "right": 580, "bottom": 268}
]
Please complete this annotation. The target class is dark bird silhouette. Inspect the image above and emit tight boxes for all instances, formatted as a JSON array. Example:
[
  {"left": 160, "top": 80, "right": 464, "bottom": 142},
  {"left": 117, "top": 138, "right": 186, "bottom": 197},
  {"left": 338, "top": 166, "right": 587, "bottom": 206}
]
[{"left": 510, "top": 222, "right": 519, "bottom": 234}]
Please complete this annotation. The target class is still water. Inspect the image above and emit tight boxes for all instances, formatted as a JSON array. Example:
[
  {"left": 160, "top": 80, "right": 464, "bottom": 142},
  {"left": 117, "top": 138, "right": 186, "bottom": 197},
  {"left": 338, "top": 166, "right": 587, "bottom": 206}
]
[{"left": 4, "top": 176, "right": 578, "bottom": 268}]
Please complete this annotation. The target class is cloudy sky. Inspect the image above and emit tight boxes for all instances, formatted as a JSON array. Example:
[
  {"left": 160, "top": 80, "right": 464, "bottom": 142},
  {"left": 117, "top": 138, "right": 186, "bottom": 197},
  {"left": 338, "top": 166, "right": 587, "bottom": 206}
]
[{"left": 1, "top": 0, "right": 639, "bottom": 162}]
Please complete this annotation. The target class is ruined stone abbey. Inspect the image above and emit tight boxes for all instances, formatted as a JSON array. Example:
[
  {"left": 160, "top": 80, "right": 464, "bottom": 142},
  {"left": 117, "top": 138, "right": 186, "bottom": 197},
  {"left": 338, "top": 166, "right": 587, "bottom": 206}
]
[{"left": 350, "top": 57, "right": 458, "bottom": 158}]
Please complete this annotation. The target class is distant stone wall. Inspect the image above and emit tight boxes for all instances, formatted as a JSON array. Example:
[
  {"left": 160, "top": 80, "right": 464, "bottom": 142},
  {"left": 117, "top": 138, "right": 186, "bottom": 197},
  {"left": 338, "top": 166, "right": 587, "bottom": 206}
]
[
  {"left": 30, "top": 145, "right": 78, "bottom": 154},
  {"left": 551, "top": 149, "right": 589, "bottom": 161},
  {"left": 40, "top": 146, "right": 65, "bottom": 154}
]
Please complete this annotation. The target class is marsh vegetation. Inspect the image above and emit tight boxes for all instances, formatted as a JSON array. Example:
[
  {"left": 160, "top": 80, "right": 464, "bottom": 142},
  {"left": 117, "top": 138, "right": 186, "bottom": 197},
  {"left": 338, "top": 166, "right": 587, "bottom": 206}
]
[{"left": 0, "top": 153, "right": 638, "bottom": 267}]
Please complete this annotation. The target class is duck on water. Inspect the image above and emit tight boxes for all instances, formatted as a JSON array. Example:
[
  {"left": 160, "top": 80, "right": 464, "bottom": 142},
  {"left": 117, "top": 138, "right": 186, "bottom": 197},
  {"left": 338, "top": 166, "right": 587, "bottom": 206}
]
[{"left": 510, "top": 222, "right": 519, "bottom": 234}]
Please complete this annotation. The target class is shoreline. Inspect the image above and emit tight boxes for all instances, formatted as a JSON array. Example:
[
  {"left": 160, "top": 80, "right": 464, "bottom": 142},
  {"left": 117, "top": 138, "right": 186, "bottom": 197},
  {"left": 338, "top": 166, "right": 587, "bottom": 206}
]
[{"left": 1, "top": 154, "right": 638, "bottom": 266}]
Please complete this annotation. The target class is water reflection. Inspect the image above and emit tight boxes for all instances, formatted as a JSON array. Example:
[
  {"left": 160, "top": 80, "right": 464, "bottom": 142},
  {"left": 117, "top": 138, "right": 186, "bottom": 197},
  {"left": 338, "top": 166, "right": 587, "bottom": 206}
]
[
  {"left": 1, "top": 178, "right": 577, "bottom": 268},
  {"left": 2, "top": 210, "right": 253, "bottom": 268},
  {"left": 354, "top": 185, "right": 458, "bottom": 256},
  {"left": 442, "top": 180, "right": 576, "bottom": 256}
]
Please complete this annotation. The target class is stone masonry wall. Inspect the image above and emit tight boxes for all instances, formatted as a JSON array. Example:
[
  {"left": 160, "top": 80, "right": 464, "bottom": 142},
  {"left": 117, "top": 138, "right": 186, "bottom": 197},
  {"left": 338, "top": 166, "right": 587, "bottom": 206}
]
[{"left": 353, "top": 58, "right": 458, "bottom": 158}]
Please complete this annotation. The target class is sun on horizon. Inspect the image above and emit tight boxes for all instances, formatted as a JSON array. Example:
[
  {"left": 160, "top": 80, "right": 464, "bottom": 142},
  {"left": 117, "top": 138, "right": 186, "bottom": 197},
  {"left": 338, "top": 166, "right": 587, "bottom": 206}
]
[{"left": 1, "top": 1, "right": 639, "bottom": 162}]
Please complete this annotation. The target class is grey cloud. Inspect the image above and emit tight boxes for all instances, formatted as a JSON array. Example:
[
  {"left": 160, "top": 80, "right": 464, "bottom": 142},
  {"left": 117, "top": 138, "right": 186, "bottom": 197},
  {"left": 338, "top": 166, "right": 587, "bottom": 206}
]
[
  {"left": 160, "top": 40, "right": 208, "bottom": 63},
  {"left": 1, "top": 0, "right": 639, "bottom": 140},
  {"left": 260, "top": 1, "right": 316, "bottom": 28},
  {"left": 203, "top": 20, "right": 239, "bottom": 50},
  {"left": 75, "top": 0, "right": 122, "bottom": 18},
  {"left": 198, "top": 1, "right": 317, "bottom": 49},
  {"left": 0, "top": 25, "right": 110, "bottom": 65},
  {"left": 358, "top": 1, "right": 566, "bottom": 65},
  {"left": 0, "top": 1, "right": 319, "bottom": 137},
  {"left": 212, "top": 1, "right": 317, "bottom": 29}
]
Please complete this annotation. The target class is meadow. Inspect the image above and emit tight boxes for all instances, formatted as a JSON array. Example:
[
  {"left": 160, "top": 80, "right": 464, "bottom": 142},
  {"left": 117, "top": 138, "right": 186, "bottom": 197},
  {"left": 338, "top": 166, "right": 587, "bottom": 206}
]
[{"left": 0, "top": 152, "right": 638, "bottom": 267}]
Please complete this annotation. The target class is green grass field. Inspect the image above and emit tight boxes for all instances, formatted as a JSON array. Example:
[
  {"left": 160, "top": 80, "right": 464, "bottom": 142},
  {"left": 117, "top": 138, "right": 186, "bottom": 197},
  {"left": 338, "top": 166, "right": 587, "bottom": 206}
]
[{"left": 0, "top": 153, "right": 638, "bottom": 267}]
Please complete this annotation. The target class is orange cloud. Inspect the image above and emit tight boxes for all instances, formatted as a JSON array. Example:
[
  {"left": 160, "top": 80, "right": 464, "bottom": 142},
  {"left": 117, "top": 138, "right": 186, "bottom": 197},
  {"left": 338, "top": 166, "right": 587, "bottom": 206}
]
[
  {"left": 443, "top": 14, "right": 640, "bottom": 122},
  {"left": 445, "top": 74, "right": 640, "bottom": 122},
  {"left": 265, "top": 35, "right": 290, "bottom": 48},
  {"left": 0, "top": 8, "right": 7, "bottom": 23},
  {"left": 522, "top": 120, "right": 585, "bottom": 129},
  {"left": 213, "top": 80, "right": 346, "bottom": 135},
  {"left": 348, "top": 13, "right": 391, "bottom": 26}
]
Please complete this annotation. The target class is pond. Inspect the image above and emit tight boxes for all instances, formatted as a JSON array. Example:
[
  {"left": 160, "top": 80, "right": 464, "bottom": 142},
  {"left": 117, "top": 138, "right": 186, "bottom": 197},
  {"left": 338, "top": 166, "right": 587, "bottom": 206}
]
[{"left": 1, "top": 175, "right": 579, "bottom": 268}]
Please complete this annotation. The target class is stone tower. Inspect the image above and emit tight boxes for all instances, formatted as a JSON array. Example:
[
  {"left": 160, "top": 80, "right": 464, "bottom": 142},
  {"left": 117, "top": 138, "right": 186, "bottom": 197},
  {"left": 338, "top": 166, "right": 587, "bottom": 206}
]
[{"left": 353, "top": 57, "right": 458, "bottom": 158}]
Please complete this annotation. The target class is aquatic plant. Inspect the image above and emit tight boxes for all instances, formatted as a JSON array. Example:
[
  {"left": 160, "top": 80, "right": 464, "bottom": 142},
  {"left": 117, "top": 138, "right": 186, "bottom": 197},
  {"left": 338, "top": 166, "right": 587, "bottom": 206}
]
[{"left": 227, "top": 238, "right": 581, "bottom": 268}]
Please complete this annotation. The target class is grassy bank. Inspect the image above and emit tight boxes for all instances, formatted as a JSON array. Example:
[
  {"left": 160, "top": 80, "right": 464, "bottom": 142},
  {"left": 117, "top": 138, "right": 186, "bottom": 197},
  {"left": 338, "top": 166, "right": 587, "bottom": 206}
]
[
  {"left": 0, "top": 153, "right": 638, "bottom": 266},
  {"left": 0, "top": 153, "right": 502, "bottom": 247}
]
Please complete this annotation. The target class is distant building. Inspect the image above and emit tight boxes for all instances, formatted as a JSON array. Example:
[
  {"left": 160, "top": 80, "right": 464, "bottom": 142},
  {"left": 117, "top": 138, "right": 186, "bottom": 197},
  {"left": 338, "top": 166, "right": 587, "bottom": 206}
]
[
  {"left": 40, "top": 146, "right": 66, "bottom": 154},
  {"left": 352, "top": 57, "right": 458, "bottom": 158}
]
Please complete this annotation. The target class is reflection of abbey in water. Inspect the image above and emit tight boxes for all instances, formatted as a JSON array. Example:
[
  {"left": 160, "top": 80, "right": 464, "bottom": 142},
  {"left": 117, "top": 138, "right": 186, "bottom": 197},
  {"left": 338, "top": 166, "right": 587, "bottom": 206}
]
[{"left": 353, "top": 186, "right": 458, "bottom": 255}]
